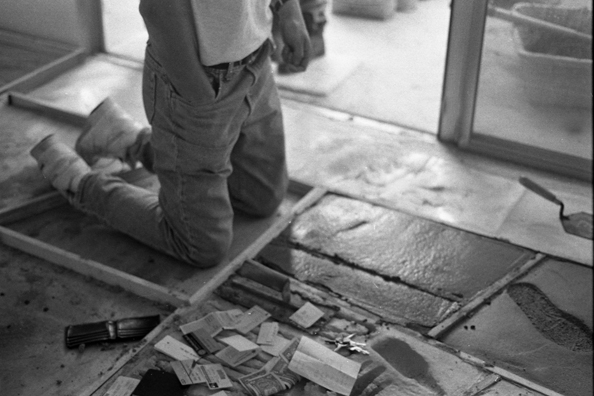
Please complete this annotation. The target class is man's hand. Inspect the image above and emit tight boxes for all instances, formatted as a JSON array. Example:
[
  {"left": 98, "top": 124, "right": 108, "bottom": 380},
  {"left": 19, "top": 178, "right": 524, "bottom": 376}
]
[{"left": 277, "top": 0, "right": 312, "bottom": 73}]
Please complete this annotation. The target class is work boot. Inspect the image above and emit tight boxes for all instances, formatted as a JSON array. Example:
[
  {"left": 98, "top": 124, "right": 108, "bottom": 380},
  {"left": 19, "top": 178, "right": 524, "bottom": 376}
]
[
  {"left": 31, "top": 134, "right": 91, "bottom": 198},
  {"left": 76, "top": 98, "right": 144, "bottom": 168}
]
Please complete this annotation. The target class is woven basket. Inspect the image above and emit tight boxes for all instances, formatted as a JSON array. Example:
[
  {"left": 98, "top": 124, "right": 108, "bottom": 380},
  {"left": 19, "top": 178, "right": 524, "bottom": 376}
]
[
  {"left": 512, "top": 3, "right": 592, "bottom": 108},
  {"left": 332, "top": 0, "right": 397, "bottom": 20}
]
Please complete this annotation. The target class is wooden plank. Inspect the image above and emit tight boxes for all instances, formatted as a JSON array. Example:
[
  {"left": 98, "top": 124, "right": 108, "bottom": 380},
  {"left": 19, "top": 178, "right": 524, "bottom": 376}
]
[
  {"left": 0, "top": 48, "right": 86, "bottom": 94},
  {"left": 8, "top": 91, "right": 88, "bottom": 126},
  {"left": 454, "top": 349, "right": 566, "bottom": 396},
  {"left": 0, "top": 225, "right": 189, "bottom": 307},
  {"left": 428, "top": 253, "right": 546, "bottom": 338},
  {"left": 188, "top": 185, "right": 327, "bottom": 305},
  {"left": 0, "top": 166, "right": 155, "bottom": 226},
  {"left": 0, "top": 28, "right": 76, "bottom": 54},
  {"left": 0, "top": 191, "right": 66, "bottom": 226}
]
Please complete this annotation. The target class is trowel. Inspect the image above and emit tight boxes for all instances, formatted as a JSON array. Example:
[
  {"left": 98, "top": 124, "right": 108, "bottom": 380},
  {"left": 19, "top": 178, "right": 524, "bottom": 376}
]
[{"left": 519, "top": 177, "right": 592, "bottom": 240}]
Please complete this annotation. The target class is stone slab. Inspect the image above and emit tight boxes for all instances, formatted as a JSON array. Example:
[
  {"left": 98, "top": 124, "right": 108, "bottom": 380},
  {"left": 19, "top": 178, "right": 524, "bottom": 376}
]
[
  {"left": 258, "top": 243, "right": 456, "bottom": 328},
  {"left": 282, "top": 194, "right": 532, "bottom": 301}
]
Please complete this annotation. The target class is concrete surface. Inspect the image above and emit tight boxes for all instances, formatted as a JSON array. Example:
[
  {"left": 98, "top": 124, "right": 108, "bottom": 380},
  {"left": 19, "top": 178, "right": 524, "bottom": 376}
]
[
  {"left": 0, "top": 244, "right": 174, "bottom": 396},
  {"left": 440, "top": 257, "right": 593, "bottom": 396}
]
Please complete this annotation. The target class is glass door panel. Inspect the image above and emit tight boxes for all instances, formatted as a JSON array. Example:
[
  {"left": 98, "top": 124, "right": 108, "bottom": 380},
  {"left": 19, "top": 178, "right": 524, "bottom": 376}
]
[{"left": 473, "top": 0, "right": 592, "bottom": 176}]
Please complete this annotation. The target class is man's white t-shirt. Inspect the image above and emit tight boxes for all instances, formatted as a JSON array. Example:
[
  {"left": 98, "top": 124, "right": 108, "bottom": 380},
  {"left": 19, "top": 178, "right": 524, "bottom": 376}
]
[{"left": 190, "top": 0, "right": 273, "bottom": 66}]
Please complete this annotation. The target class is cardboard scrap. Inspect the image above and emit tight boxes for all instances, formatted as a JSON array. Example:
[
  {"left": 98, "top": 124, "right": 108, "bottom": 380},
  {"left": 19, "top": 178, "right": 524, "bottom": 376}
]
[
  {"left": 154, "top": 335, "right": 199, "bottom": 361},
  {"left": 235, "top": 306, "right": 271, "bottom": 334},
  {"left": 288, "top": 336, "right": 361, "bottom": 396},
  {"left": 289, "top": 302, "right": 325, "bottom": 328},
  {"left": 257, "top": 322, "right": 279, "bottom": 345}
]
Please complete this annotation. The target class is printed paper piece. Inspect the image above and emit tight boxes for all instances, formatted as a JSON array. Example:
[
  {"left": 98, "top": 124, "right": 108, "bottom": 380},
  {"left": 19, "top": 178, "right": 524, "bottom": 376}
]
[
  {"left": 170, "top": 360, "right": 206, "bottom": 385},
  {"left": 257, "top": 322, "right": 279, "bottom": 345},
  {"left": 219, "top": 334, "right": 260, "bottom": 352},
  {"left": 154, "top": 335, "right": 199, "bottom": 361},
  {"left": 288, "top": 336, "right": 361, "bottom": 396},
  {"left": 260, "top": 335, "right": 291, "bottom": 357},
  {"left": 170, "top": 360, "right": 232, "bottom": 390},
  {"left": 214, "top": 309, "right": 244, "bottom": 330},
  {"left": 235, "top": 306, "right": 271, "bottom": 334},
  {"left": 216, "top": 345, "right": 259, "bottom": 367},
  {"left": 289, "top": 302, "right": 325, "bottom": 328},
  {"left": 180, "top": 313, "right": 223, "bottom": 336}
]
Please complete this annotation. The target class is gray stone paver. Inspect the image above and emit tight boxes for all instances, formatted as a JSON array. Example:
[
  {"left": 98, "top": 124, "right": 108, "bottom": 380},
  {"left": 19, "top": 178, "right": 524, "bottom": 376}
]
[
  {"left": 284, "top": 194, "right": 532, "bottom": 301},
  {"left": 258, "top": 244, "right": 457, "bottom": 328}
]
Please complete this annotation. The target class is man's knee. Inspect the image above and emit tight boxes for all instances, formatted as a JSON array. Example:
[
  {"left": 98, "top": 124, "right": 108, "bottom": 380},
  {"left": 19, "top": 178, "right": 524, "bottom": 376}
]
[
  {"left": 234, "top": 185, "right": 286, "bottom": 218},
  {"left": 184, "top": 237, "right": 230, "bottom": 268}
]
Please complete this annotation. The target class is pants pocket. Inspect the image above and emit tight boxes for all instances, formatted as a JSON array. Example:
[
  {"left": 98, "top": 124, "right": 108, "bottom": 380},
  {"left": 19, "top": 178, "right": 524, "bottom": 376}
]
[{"left": 142, "top": 68, "right": 158, "bottom": 124}]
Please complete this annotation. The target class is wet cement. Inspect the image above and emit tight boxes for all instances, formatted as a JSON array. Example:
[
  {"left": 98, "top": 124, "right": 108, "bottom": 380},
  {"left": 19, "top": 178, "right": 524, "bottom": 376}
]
[
  {"left": 507, "top": 282, "right": 592, "bottom": 352},
  {"left": 258, "top": 243, "right": 456, "bottom": 328},
  {"left": 371, "top": 338, "right": 445, "bottom": 395},
  {"left": 282, "top": 194, "right": 532, "bottom": 301}
]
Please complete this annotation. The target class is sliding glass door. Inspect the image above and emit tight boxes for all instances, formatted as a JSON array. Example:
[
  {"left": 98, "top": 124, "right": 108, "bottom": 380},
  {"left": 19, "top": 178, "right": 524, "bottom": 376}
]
[{"left": 440, "top": 0, "right": 592, "bottom": 181}]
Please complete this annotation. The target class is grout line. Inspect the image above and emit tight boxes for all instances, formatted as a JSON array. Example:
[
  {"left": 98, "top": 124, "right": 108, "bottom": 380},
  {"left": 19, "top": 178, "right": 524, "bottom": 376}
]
[{"left": 427, "top": 253, "right": 546, "bottom": 339}]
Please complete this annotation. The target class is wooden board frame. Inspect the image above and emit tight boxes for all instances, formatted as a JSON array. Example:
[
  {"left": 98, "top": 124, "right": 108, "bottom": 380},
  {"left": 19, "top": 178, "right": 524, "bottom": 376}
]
[{"left": 1, "top": 93, "right": 328, "bottom": 307}]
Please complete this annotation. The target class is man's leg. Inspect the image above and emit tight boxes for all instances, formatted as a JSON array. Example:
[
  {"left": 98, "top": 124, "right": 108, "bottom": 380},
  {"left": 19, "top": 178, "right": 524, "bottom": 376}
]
[{"left": 228, "top": 41, "right": 289, "bottom": 218}]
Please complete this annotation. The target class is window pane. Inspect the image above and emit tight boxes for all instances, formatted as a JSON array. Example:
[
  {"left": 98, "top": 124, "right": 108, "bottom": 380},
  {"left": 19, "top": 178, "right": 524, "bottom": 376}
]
[{"left": 473, "top": 1, "right": 592, "bottom": 164}]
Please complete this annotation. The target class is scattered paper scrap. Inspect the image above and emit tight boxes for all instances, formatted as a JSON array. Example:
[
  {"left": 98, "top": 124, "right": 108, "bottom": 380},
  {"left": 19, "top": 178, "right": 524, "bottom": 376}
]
[
  {"left": 257, "top": 322, "right": 279, "bottom": 345},
  {"left": 289, "top": 302, "right": 325, "bottom": 328},
  {"left": 180, "top": 313, "right": 223, "bottom": 336},
  {"left": 216, "top": 345, "right": 260, "bottom": 367},
  {"left": 235, "top": 306, "right": 271, "bottom": 334},
  {"left": 102, "top": 376, "right": 140, "bottom": 396},
  {"left": 288, "top": 337, "right": 361, "bottom": 396},
  {"left": 239, "top": 338, "right": 301, "bottom": 396},
  {"left": 219, "top": 334, "right": 260, "bottom": 352},
  {"left": 154, "top": 335, "right": 199, "bottom": 361},
  {"left": 202, "top": 363, "right": 233, "bottom": 390},
  {"left": 170, "top": 360, "right": 233, "bottom": 390},
  {"left": 214, "top": 309, "right": 244, "bottom": 330},
  {"left": 260, "top": 335, "right": 291, "bottom": 357},
  {"left": 170, "top": 360, "right": 206, "bottom": 385}
]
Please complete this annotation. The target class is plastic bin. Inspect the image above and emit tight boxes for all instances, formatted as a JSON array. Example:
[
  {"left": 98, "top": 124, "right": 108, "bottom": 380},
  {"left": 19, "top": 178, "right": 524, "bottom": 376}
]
[{"left": 512, "top": 3, "right": 592, "bottom": 108}]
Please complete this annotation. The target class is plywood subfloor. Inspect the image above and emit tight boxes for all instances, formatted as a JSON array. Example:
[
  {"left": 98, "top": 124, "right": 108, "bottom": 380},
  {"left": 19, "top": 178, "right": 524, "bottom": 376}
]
[
  {"left": 4, "top": 177, "right": 303, "bottom": 297},
  {"left": 0, "top": 244, "right": 175, "bottom": 396}
]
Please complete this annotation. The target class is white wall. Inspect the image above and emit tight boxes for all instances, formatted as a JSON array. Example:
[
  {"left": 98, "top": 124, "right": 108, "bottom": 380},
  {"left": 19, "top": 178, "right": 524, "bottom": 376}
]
[{"left": 0, "top": 0, "right": 81, "bottom": 46}]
